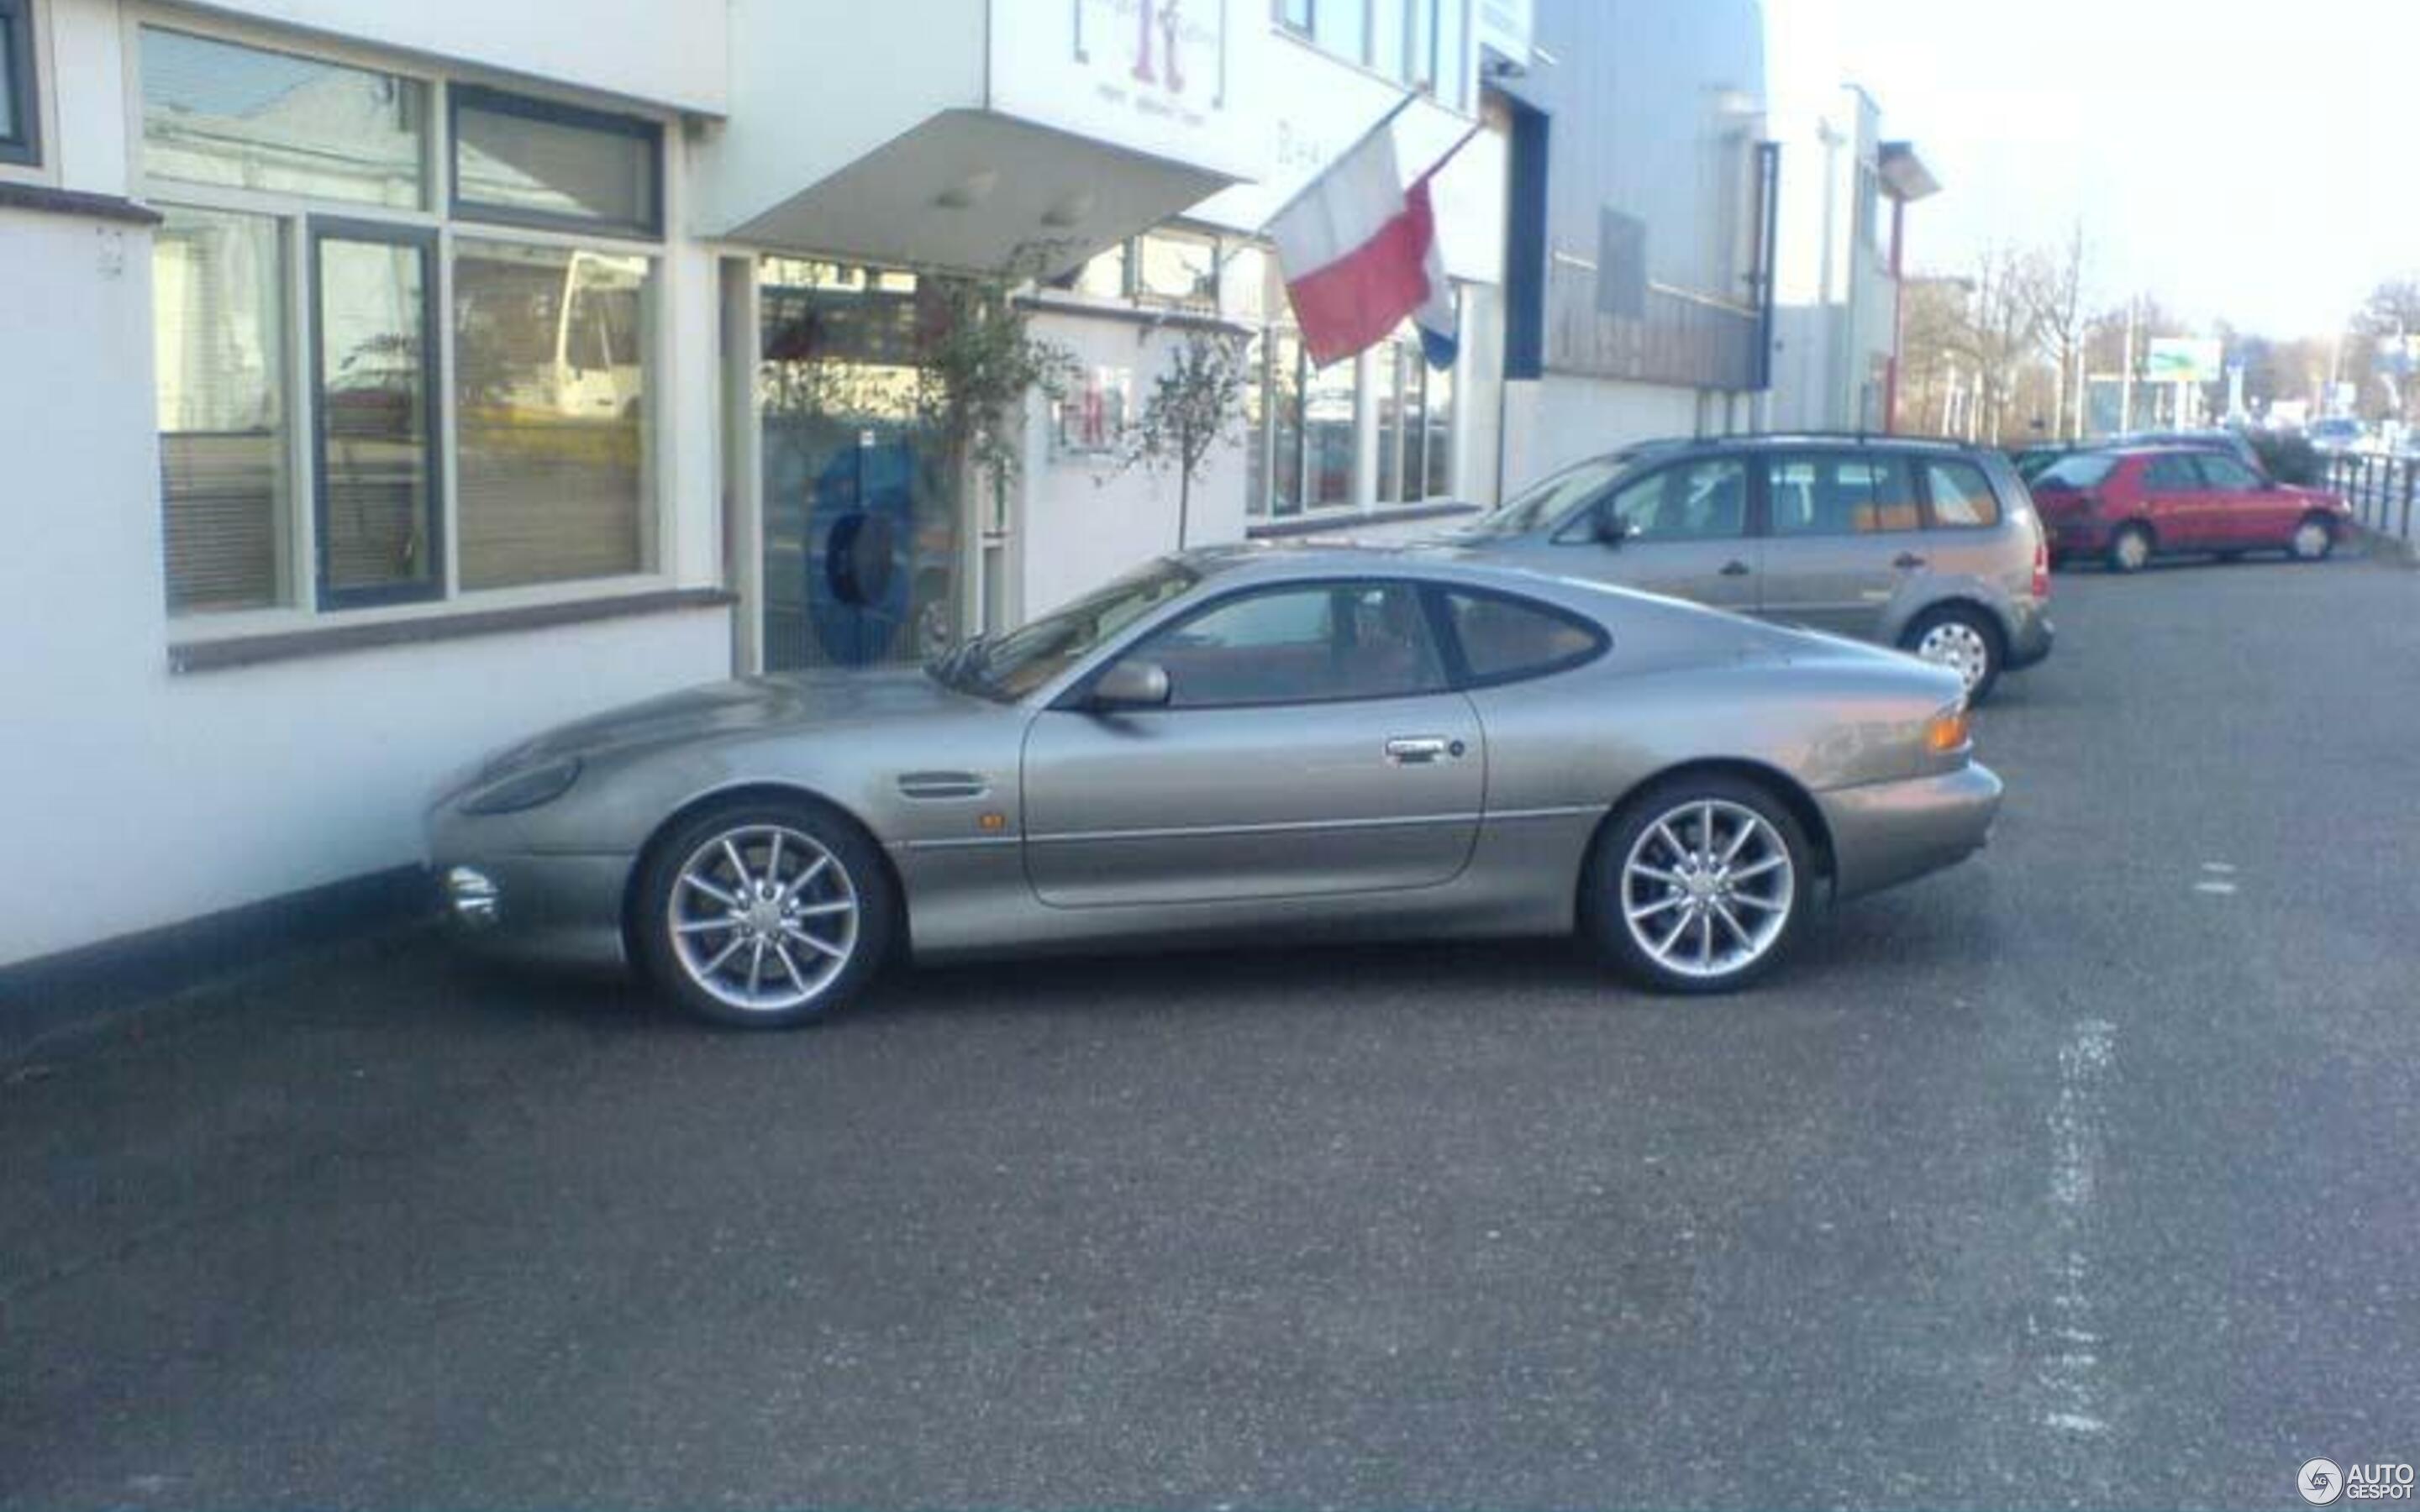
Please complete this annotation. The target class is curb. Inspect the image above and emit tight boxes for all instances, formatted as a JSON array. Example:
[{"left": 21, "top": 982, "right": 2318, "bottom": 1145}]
[{"left": 2354, "top": 525, "right": 2420, "bottom": 567}]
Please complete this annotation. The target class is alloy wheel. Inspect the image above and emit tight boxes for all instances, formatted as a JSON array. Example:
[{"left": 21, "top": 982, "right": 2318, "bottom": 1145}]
[
  {"left": 665, "top": 824, "right": 860, "bottom": 1014},
  {"left": 1618, "top": 799, "right": 1797, "bottom": 981},
  {"left": 2113, "top": 530, "right": 2151, "bottom": 571},
  {"left": 2291, "top": 520, "right": 2332, "bottom": 560}
]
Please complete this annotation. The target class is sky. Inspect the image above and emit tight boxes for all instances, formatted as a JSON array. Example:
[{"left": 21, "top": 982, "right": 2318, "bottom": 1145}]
[{"left": 1766, "top": 0, "right": 2420, "bottom": 338}]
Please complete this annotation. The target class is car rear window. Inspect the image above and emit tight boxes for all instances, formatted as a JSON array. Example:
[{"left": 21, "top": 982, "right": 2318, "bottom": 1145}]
[{"left": 2034, "top": 454, "right": 2117, "bottom": 490}]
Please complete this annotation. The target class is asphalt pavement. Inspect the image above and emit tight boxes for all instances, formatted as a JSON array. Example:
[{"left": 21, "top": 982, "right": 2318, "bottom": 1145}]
[{"left": 5, "top": 553, "right": 2418, "bottom": 1509}]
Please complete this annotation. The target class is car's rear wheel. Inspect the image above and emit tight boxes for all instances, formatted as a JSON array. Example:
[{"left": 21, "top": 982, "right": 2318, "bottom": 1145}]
[
  {"left": 1582, "top": 776, "right": 1812, "bottom": 995},
  {"left": 2107, "top": 524, "right": 2154, "bottom": 574},
  {"left": 2290, "top": 515, "right": 2334, "bottom": 561},
  {"left": 1901, "top": 605, "right": 2003, "bottom": 704},
  {"left": 633, "top": 798, "right": 894, "bottom": 1028}
]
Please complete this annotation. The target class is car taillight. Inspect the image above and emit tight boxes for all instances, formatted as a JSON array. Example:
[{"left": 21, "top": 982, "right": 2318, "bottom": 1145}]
[{"left": 2032, "top": 533, "right": 2050, "bottom": 601}]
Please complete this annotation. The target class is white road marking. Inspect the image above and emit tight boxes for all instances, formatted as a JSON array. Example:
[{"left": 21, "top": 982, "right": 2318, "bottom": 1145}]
[
  {"left": 2194, "top": 880, "right": 2239, "bottom": 895},
  {"left": 2037, "top": 1018, "right": 2118, "bottom": 1439}
]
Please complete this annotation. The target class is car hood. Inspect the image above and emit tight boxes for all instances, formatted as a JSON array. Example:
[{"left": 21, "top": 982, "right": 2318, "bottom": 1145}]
[{"left": 480, "top": 668, "right": 993, "bottom": 773}]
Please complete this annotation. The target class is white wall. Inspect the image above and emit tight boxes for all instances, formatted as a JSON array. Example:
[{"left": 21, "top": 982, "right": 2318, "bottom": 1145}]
[
  {"left": 0, "top": 206, "right": 729, "bottom": 969},
  {"left": 1502, "top": 375, "right": 1702, "bottom": 493},
  {"left": 1013, "top": 309, "right": 1253, "bottom": 618},
  {"left": 186, "top": 0, "right": 727, "bottom": 113}
]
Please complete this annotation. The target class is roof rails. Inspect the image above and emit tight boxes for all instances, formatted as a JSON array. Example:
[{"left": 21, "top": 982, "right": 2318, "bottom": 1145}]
[{"left": 1743, "top": 430, "right": 1969, "bottom": 449}]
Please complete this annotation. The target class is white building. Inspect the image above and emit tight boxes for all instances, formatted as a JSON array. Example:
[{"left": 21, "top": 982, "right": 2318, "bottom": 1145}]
[
  {"left": 1763, "top": 66, "right": 1939, "bottom": 432},
  {"left": 0, "top": 0, "right": 1762, "bottom": 979}
]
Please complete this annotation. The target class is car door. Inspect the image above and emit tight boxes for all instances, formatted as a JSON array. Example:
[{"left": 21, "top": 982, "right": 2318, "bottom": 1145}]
[
  {"left": 1755, "top": 450, "right": 1926, "bottom": 639},
  {"left": 2138, "top": 452, "right": 2209, "bottom": 550},
  {"left": 2191, "top": 452, "right": 2288, "bottom": 547},
  {"left": 1549, "top": 454, "right": 1760, "bottom": 612},
  {"left": 1020, "top": 580, "right": 1483, "bottom": 908}
]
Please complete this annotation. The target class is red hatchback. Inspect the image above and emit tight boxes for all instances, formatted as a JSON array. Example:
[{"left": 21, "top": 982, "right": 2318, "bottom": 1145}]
[{"left": 2031, "top": 446, "right": 2353, "bottom": 572}]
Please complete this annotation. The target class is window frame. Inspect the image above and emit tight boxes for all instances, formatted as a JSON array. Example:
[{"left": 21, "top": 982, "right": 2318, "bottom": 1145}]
[
  {"left": 2141, "top": 453, "right": 2202, "bottom": 494},
  {"left": 131, "top": 10, "right": 680, "bottom": 638},
  {"left": 448, "top": 82, "right": 664, "bottom": 239},
  {"left": 1432, "top": 584, "right": 1610, "bottom": 690},
  {"left": 1071, "top": 577, "right": 1455, "bottom": 711},
  {"left": 0, "top": 0, "right": 40, "bottom": 168},
  {"left": 308, "top": 216, "right": 445, "bottom": 611}
]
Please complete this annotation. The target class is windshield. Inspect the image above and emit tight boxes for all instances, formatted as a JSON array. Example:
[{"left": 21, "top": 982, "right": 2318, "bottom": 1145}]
[
  {"left": 1460, "top": 454, "right": 1641, "bottom": 538},
  {"left": 929, "top": 559, "right": 1200, "bottom": 702},
  {"left": 2033, "top": 454, "right": 2118, "bottom": 490}
]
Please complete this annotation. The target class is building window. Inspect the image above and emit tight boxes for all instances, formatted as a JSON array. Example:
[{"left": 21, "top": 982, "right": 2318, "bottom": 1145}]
[
  {"left": 156, "top": 207, "right": 292, "bottom": 613},
  {"left": 140, "top": 28, "right": 428, "bottom": 209},
  {"left": 1276, "top": 0, "right": 1368, "bottom": 67},
  {"left": 141, "top": 24, "right": 669, "bottom": 622},
  {"left": 451, "top": 85, "right": 662, "bottom": 237},
  {"left": 1135, "top": 228, "right": 1220, "bottom": 309},
  {"left": 1304, "top": 350, "right": 1356, "bottom": 507},
  {"left": 1, "top": 0, "right": 40, "bottom": 167},
  {"left": 1397, "top": 0, "right": 1469, "bottom": 110},
  {"left": 1053, "top": 240, "right": 1130, "bottom": 300},
  {"left": 1376, "top": 337, "right": 1456, "bottom": 505},
  {"left": 455, "top": 242, "right": 659, "bottom": 589}
]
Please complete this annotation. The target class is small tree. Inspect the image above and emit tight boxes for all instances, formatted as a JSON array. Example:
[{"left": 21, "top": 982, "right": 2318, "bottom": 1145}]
[{"left": 1123, "top": 328, "right": 1249, "bottom": 549}]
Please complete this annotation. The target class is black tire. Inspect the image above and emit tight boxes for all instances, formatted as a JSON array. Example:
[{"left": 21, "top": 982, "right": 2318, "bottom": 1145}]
[
  {"left": 631, "top": 795, "right": 897, "bottom": 1028},
  {"left": 1581, "top": 773, "right": 1815, "bottom": 995},
  {"left": 2106, "top": 523, "right": 2154, "bottom": 574},
  {"left": 1899, "top": 603, "right": 2005, "bottom": 706}
]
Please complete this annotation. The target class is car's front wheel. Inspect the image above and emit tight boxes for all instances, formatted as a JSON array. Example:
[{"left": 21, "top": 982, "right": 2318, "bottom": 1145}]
[
  {"left": 633, "top": 798, "right": 895, "bottom": 1028},
  {"left": 1583, "top": 776, "right": 1812, "bottom": 995},
  {"left": 1902, "top": 605, "right": 2003, "bottom": 704}
]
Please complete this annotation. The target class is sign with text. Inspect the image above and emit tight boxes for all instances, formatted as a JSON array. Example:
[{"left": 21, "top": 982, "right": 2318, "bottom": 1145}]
[{"left": 2144, "top": 338, "right": 2222, "bottom": 384}]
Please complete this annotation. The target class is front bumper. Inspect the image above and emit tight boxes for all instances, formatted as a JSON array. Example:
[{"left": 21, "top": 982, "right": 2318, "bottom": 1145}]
[
  {"left": 2006, "top": 610, "right": 2055, "bottom": 670},
  {"left": 1817, "top": 763, "right": 2003, "bottom": 902},
  {"left": 426, "top": 851, "right": 634, "bottom": 972}
]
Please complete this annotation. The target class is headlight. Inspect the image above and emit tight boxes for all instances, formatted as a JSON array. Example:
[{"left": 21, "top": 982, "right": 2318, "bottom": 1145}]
[{"left": 458, "top": 757, "right": 581, "bottom": 816}]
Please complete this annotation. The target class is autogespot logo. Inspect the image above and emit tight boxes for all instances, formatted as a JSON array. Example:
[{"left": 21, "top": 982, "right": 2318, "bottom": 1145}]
[{"left": 2304, "top": 1459, "right": 2417, "bottom": 1504}]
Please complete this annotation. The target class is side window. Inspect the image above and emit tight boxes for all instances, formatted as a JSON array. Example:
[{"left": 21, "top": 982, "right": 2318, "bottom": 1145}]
[
  {"left": 2143, "top": 454, "right": 2201, "bottom": 492},
  {"left": 1128, "top": 583, "right": 1447, "bottom": 708},
  {"left": 1923, "top": 459, "right": 2002, "bottom": 528},
  {"left": 1445, "top": 591, "right": 1605, "bottom": 684},
  {"left": 2192, "top": 455, "right": 2262, "bottom": 491},
  {"left": 1768, "top": 454, "right": 1918, "bottom": 535},
  {"left": 1, "top": 0, "right": 38, "bottom": 167},
  {"left": 1606, "top": 459, "right": 1748, "bottom": 542}
]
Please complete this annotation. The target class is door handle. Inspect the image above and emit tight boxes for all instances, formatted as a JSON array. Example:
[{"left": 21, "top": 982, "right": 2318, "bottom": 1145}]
[
  {"left": 1719, "top": 559, "right": 1753, "bottom": 576},
  {"left": 1893, "top": 552, "right": 1927, "bottom": 570},
  {"left": 1385, "top": 736, "right": 1452, "bottom": 764}
]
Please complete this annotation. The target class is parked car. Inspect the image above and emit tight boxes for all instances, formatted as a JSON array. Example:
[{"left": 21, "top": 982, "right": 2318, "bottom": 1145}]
[
  {"left": 429, "top": 549, "right": 2001, "bottom": 1023},
  {"left": 2012, "top": 443, "right": 2085, "bottom": 483},
  {"left": 2106, "top": 428, "right": 2270, "bottom": 479},
  {"left": 2308, "top": 417, "right": 2367, "bottom": 454},
  {"left": 2029, "top": 445, "right": 2354, "bottom": 571},
  {"left": 1447, "top": 433, "right": 2053, "bottom": 702}
]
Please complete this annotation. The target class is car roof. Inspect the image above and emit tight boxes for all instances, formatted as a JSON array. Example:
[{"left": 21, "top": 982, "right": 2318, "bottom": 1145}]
[{"left": 1170, "top": 541, "right": 1581, "bottom": 591}]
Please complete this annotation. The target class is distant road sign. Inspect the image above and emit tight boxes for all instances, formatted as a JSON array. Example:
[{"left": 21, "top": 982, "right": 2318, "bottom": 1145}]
[{"left": 2145, "top": 338, "right": 2222, "bottom": 384}]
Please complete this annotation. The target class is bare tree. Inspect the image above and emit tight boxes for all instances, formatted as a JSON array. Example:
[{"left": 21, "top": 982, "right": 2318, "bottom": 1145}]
[{"left": 1120, "top": 329, "right": 1250, "bottom": 551}]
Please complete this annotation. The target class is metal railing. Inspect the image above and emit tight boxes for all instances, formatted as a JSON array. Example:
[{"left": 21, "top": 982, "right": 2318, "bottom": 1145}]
[{"left": 2326, "top": 453, "right": 2419, "bottom": 541}]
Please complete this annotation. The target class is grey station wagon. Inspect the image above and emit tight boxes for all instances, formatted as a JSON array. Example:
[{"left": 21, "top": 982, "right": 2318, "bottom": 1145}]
[{"left": 1449, "top": 434, "right": 2055, "bottom": 701}]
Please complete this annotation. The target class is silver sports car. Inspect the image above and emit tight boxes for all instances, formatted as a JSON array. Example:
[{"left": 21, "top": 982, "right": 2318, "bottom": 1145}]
[{"left": 427, "top": 547, "right": 2002, "bottom": 1026}]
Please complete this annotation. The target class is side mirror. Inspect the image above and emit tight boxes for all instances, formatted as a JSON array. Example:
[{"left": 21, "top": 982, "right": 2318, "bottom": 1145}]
[
  {"left": 1089, "top": 659, "right": 1171, "bottom": 711},
  {"left": 1593, "top": 505, "right": 1633, "bottom": 547}
]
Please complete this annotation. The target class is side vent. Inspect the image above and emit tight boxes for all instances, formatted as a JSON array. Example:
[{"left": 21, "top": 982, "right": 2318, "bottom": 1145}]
[{"left": 897, "top": 771, "right": 989, "bottom": 801}]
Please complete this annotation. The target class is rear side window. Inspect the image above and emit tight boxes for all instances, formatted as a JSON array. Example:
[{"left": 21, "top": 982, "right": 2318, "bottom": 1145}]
[
  {"left": 1766, "top": 454, "right": 1919, "bottom": 535},
  {"left": 1443, "top": 590, "right": 1606, "bottom": 685},
  {"left": 2036, "top": 454, "right": 2117, "bottom": 490},
  {"left": 2143, "top": 454, "right": 2202, "bottom": 492},
  {"left": 1923, "top": 459, "right": 2002, "bottom": 528},
  {"left": 2192, "top": 455, "right": 2263, "bottom": 491}
]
